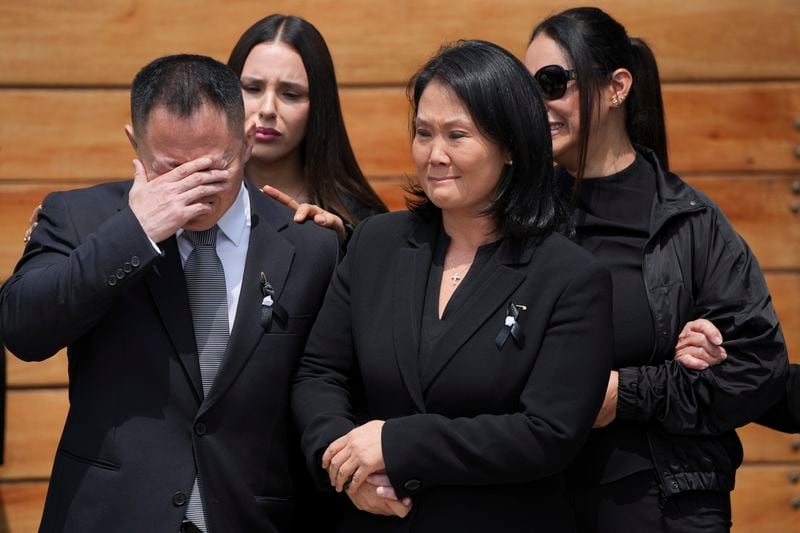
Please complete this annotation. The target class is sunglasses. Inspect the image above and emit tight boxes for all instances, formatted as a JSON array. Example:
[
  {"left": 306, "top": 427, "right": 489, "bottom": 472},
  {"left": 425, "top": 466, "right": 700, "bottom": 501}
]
[{"left": 532, "top": 65, "right": 577, "bottom": 100}]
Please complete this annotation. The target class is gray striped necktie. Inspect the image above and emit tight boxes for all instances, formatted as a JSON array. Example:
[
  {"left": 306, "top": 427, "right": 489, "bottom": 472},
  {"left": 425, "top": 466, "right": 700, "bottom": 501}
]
[{"left": 183, "top": 225, "right": 230, "bottom": 532}]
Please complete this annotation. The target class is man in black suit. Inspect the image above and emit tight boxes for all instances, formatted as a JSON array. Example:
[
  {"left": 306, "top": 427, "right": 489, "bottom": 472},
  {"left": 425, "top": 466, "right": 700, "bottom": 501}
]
[{"left": 0, "top": 54, "right": 338, "bottom": 532}]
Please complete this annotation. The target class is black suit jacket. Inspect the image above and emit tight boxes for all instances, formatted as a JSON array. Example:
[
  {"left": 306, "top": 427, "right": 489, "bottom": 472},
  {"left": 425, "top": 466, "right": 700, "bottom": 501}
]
[
  {"left": 0, "top": 180, "right": 338, "bottom": 532},
  {"left": 292, "top": 212, "right": 614, "bottom": 532}
]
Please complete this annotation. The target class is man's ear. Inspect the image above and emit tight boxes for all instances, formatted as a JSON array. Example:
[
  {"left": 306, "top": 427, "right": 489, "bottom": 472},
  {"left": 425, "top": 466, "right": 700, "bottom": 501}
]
[{"left": 124, "top": 124, "right": 138, "bottom": 151}]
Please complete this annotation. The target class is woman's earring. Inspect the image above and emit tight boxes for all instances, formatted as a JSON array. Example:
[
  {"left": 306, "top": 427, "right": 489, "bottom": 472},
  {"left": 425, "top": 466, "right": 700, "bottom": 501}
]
[{"left": 611, "top": 94, "right": 620, "bottom": 107}]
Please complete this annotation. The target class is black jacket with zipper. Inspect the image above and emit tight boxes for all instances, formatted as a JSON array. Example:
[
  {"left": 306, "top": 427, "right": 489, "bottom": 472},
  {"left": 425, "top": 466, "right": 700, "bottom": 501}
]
[{"left": 607, "top": 147, "right": 788, "bottom": 497}]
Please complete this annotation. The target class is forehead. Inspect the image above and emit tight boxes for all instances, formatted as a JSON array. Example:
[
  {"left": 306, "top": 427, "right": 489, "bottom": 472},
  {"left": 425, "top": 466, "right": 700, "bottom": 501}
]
[
  {"left": 417, "top": 81, "right": 470, "bottom": 121},
  {"left": 525, "top": 34, "right": 571, "bottom": 72},
  {"left": 141, "top": 104, "right": 240, "bottom": 164},
  {"left": 241, "top": 42, "right": 308, "bottom": 83}
]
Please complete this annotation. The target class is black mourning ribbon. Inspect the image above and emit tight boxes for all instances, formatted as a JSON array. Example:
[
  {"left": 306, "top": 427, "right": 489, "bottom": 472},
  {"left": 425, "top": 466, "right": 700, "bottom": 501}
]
[
  {"left": 494, "top": 302, "right": 526, "bottom": 350},
  {"left": 260, "top": 272, "right": 288, "bottom": 331}
]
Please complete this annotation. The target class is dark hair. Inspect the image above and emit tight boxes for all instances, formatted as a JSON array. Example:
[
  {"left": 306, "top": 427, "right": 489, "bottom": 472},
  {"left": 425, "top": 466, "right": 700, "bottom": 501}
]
[
  {"left": 531, "top": 7, "right": 668, "bottom": 181},
  {"left": 227, "top": 14, "right": 386, "bottom": 224},
  {"left": 131, "top": 54, "right": 244, "bottom": 137},
  {"left": 406, "top": 40, "right": 566, "bottom": 240}
]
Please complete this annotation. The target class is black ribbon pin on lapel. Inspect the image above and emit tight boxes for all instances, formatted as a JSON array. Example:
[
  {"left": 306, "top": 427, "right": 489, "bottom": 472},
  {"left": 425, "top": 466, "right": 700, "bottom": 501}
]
[
  {"left": 260, "top": 272, "right": 288, "bottom": 331},
  {"left": 495, "top": 302, "right": 526, "bottom": 350}
]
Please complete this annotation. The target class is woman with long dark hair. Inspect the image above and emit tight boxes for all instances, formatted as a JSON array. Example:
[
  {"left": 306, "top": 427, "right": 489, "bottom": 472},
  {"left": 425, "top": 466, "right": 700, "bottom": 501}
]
[
  {"left": 227, "top": 14, "right": 386, "bottom": 234},
  {"left": 524, "top": 7, "right": 788, "bottom": 531},
  {"left": 23, "top": 14, "right": 386, "bottom": 243},
  {"left": 291, "top": 39, "right": 613, "bottom": 532}
]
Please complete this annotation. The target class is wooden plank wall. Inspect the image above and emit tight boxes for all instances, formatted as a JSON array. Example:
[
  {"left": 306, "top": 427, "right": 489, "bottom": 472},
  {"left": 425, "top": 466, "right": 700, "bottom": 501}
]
[{"left": 0, "top": 0, "right": 798, "bottom": 530}]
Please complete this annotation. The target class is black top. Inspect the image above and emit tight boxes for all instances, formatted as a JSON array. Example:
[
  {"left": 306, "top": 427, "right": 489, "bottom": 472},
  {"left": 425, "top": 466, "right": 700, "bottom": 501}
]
[
  {"left": 419, "top": 225, "right": 501, "bottom": 368},
  {"left": 559, "top": 153, "right": 657, "bottom": 485}
]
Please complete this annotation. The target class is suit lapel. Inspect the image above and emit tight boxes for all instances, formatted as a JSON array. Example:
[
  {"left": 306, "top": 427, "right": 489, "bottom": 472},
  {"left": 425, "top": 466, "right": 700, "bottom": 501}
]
[
  {"left": 391, "top": 219, "right": 437, "bottom": 413},
  {"left": 199, "top": 186, "right": 294, "bottom": 415},
  {"left": 420, "top": 241, "right": 531, "bottom": 391},
  {"left": 144, "top": 237, "right": 204, "bottom": 402}
]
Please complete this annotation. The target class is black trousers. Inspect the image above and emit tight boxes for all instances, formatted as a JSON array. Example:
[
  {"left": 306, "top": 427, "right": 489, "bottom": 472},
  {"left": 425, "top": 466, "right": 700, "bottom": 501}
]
[{"left": 569, "top": 469, "right": 732, "bottom": 533}]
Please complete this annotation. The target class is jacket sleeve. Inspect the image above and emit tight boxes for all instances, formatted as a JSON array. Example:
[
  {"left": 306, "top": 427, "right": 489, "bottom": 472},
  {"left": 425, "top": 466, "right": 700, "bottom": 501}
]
[
  {"left": 617, "top": 207, "right": 789, "bottom": 435},
  {"left": 756, "top": 363, "right": 800, "bottom": 434},
  {"left": 381, "top": 261, "right": 613, "bottom": 498},
  {"left": 0, "top": 191, "right": 160, "bottom": 361},
  {"left": 291, "top": 217, "right": 364, "bottom": 490}
]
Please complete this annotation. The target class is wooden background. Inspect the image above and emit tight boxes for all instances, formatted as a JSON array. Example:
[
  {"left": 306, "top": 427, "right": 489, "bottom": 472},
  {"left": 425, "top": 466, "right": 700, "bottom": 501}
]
[{"left": 0, "top": 0, "right": 798, "bottom": 530}]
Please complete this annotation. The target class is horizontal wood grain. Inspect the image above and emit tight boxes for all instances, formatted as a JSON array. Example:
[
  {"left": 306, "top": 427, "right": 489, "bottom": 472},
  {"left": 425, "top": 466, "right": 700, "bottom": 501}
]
[
  {"left": 0, "top": 0, "right": 797, "bottom": 86},
  {"left": 0, "top": 482, "right": 47, "bottom": 533},
  {"left": 6, "top": 350, "right": 67, "bottom": 389},
  {"left": 0, "top": 390, "right": 67, "bottom": 481},
  {"left": 740, "top": 423, "right": 800, "bottom": 463},
  {"left": 1, "top": 83, "right": 798, "bottom": 183},
  {"left": 764, "top": 274, "right": 800, "bottom": 361},
  {"left": 732, "top": 465, "right": 800, "bottom": 532},
  {"left": 685, "top": 176, "right": 800, "bottom": 271},
  {"left": 0, "top": 175, "right": 798, "bottom": 283}
]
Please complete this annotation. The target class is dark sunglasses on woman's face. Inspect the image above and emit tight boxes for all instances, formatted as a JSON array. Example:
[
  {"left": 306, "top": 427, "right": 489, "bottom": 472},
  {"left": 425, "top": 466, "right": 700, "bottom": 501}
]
[{"left": 532, "top": 65, "right": 576, "bottom": 100}]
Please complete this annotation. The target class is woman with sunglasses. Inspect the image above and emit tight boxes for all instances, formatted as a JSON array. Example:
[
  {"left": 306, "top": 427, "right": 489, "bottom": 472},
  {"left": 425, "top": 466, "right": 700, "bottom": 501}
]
[{"left": 524, "top": 7, "right": 788, "bottom": 532}]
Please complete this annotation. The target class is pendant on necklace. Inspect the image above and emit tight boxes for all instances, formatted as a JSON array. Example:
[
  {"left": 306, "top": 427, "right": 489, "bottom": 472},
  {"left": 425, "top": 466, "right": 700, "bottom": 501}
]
[{"left": 450, "top": 272, "right": 462, "bottom": 286}]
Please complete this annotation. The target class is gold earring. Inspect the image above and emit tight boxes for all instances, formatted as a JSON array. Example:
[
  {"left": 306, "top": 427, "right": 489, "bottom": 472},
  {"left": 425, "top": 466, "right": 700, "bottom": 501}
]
[{"left": 611, "top": 94, "right": 620, "bottom": 107}]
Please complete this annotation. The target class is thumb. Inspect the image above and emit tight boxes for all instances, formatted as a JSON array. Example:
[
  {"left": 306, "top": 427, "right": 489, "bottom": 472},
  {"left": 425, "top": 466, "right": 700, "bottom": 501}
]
[{"left": 132, "top": 159, "right": 147, "bottom": 185}]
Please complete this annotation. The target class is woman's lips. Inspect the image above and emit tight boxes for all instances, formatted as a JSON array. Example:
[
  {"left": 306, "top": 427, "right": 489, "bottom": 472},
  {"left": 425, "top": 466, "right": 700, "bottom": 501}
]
[{"left": 255, "top": 127, "right": 282, "bottom": 141}]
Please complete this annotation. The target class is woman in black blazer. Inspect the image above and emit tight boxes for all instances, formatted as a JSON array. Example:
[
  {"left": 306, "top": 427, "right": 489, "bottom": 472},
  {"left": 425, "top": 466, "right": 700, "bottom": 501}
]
[{"left": 291, "top": 40, "right": 614, "bottom": 532}]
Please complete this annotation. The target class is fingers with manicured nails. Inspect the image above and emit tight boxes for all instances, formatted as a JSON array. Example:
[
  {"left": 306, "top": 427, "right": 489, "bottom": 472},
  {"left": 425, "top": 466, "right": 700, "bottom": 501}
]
[
  {"left": 262, "top": 185, "right": 301, "bottom": 211},
  {"left": 345, "top": 482, "right": 412, "bottom": 517},
  {"left": 312, "top": 210, "right": 346, "bottom": 241},
  {"left": 294, "top": 203, "right": 315, "bottom": 223},
  {"left": 376, "top": 485, "right": 401, "bottom": 501}
]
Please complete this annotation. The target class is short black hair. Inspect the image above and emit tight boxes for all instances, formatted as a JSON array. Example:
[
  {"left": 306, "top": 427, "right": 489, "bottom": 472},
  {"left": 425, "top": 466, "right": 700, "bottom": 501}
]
[
  {"left": 131, "top": 54, "right": 245, "bottom": 137},
  {"left": 407, "top": 40, "right": 566, "bottom": 240}
]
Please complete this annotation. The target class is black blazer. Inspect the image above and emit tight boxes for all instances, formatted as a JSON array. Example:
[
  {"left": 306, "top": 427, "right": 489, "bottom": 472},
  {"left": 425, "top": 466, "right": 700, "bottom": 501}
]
[
  {"left": 292, "top": 212, "right": 614, "bottom": 532},
  {"left": 0, "top": 181, "right": 338, "bottom": 532}
]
